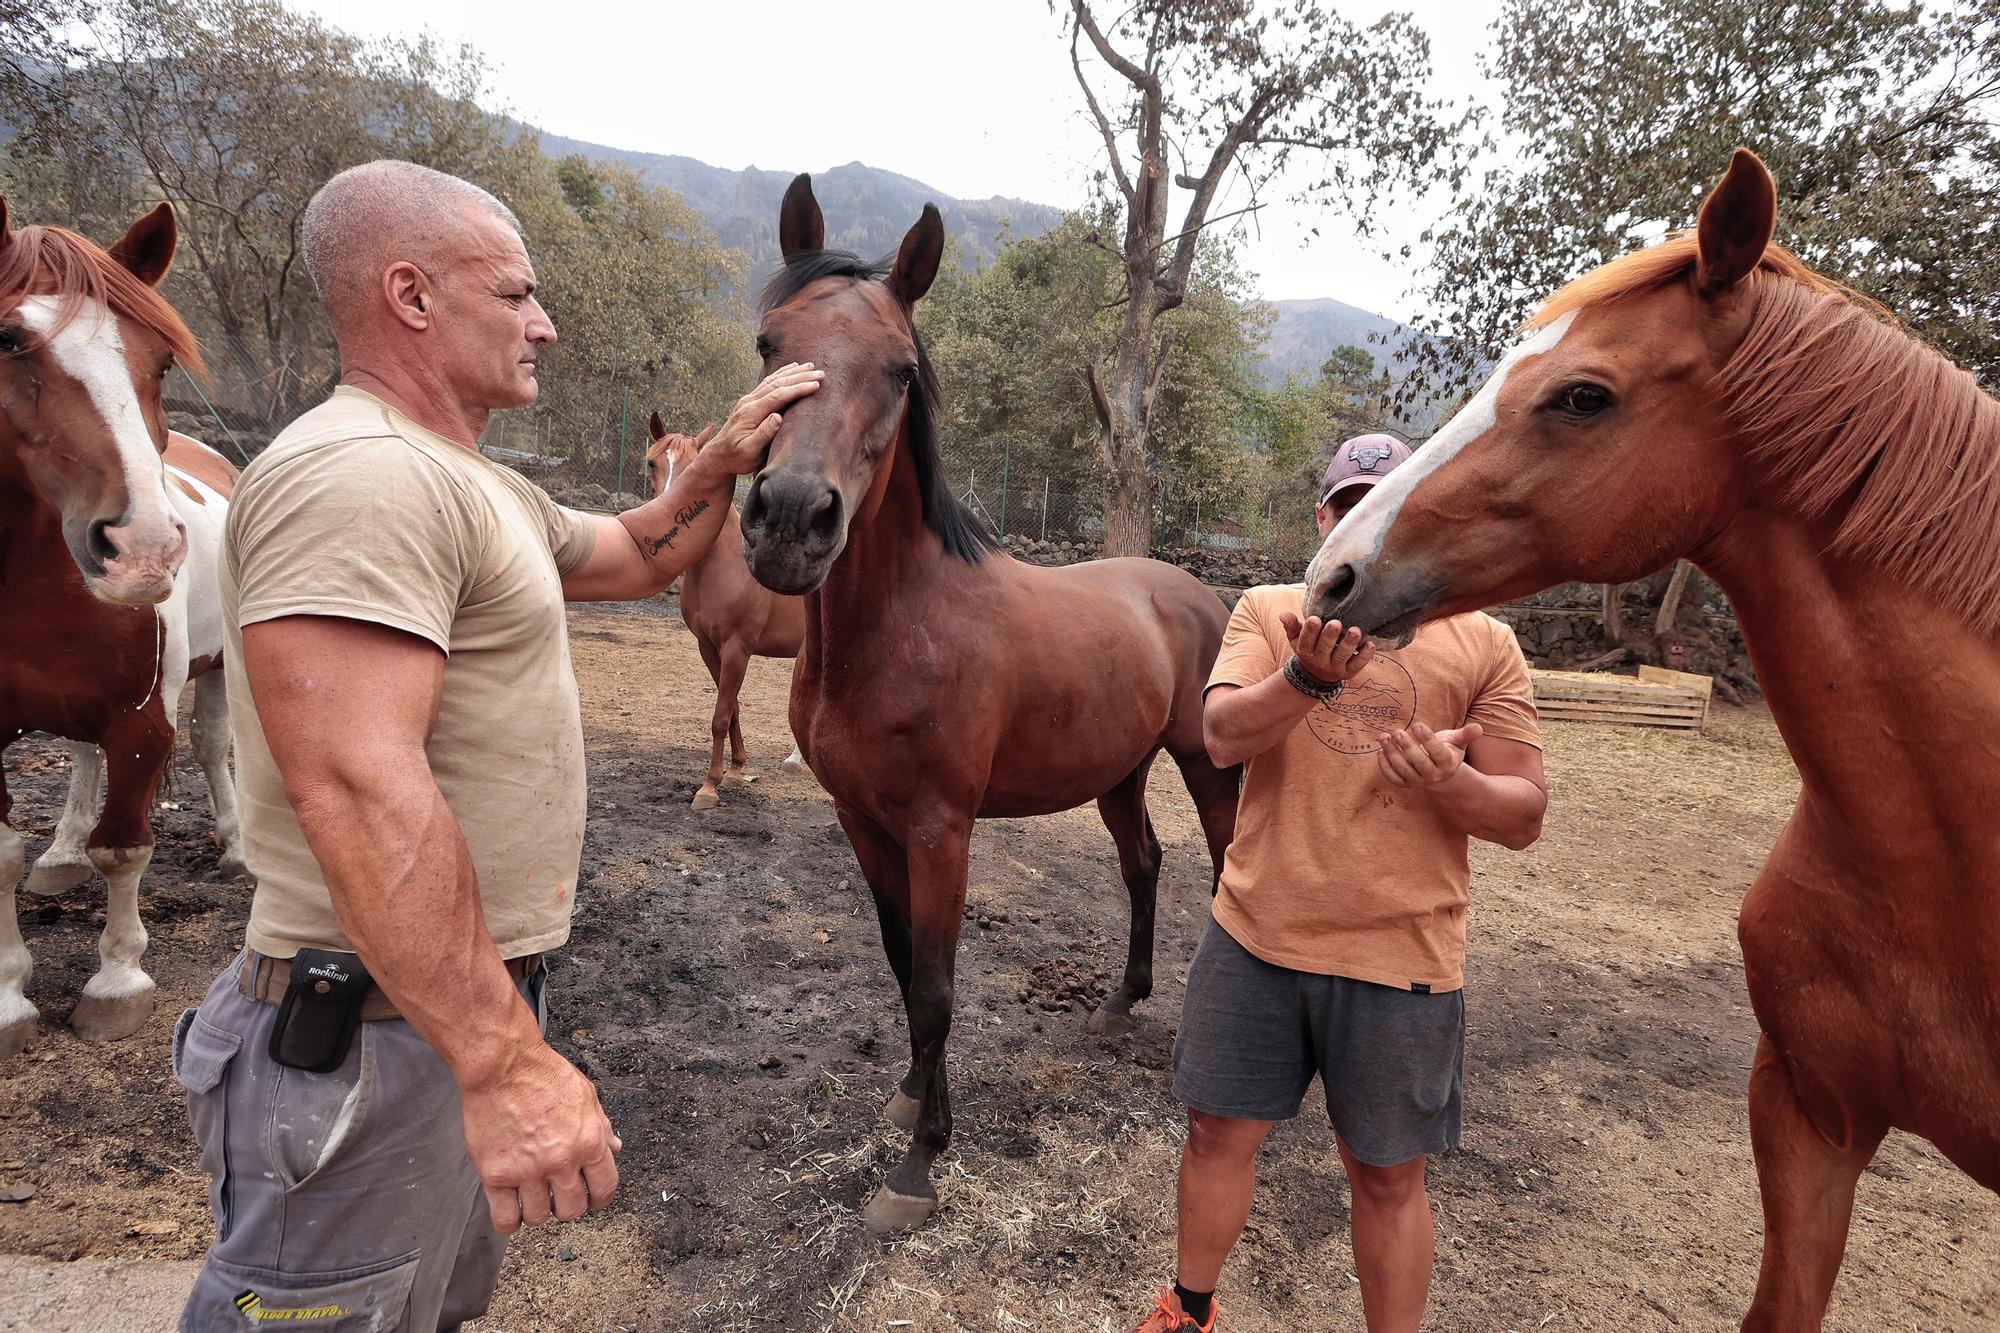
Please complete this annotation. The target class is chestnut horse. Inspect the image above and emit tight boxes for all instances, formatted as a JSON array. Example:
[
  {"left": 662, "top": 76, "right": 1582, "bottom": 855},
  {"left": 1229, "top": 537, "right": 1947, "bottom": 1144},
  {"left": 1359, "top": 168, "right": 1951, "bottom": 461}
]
[
  {"left": 643, "top": 414, "right": 807, "bottom": 809},
  {"left": 1, "top": 197, "right": 245, "bottom": 1058},
  {"left": 740, "top": 175, "right": 1241, "bottom": 1232},
  {"left": 1306, "top": 149, "right": 2000, "bottom": 1330}
]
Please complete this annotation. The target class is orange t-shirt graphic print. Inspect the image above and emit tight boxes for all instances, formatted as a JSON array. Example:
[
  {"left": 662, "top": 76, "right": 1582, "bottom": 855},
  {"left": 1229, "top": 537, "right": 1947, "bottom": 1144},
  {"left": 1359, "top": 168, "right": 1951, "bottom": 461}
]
[{"left": 1204, "top": 585, "right": 1540, "bottom": 992}]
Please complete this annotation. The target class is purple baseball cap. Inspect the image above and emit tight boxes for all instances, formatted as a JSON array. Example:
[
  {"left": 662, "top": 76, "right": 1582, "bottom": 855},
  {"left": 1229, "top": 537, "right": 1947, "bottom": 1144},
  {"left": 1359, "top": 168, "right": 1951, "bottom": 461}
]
[{"left": 1319, "top": 433, "right": 1412, "bottom": 506}]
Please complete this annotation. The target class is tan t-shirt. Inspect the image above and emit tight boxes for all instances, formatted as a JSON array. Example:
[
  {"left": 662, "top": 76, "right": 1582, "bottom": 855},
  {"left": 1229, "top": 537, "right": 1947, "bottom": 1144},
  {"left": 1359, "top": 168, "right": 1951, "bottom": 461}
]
[
  {"left": 1206, "top": 584, "right": 1541, "bottom": 992},
  {"left": 222, "top": 386, "right": 599, "bottom": 960}
]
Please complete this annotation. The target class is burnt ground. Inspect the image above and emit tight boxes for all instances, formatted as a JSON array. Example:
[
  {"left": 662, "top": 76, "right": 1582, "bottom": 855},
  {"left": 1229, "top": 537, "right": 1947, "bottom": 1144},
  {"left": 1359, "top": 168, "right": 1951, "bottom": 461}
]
[{"left": 1, "top": 600, "right": 1995, "bottom": 1331}]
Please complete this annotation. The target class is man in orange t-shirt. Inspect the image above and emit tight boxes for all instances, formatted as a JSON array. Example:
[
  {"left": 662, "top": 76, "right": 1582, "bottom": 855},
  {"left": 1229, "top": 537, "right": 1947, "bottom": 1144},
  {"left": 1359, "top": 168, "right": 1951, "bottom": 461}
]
[{"left": 1130, "top": 436, "right": 1548, "bottom": 1333}]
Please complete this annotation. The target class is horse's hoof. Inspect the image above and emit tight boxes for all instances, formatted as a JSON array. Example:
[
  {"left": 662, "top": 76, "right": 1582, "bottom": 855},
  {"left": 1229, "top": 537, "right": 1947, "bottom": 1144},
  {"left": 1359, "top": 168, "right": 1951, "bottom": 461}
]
[
  {"left": 70, "top": 983, "right": 156, "bottom": 1042},
  {"left": 690, "top": 787, "right": 720, "bottom": 812},
  {"left": 1087, "top": 1005, "right": 1137, "bottom": 1038},
  {"left": 219, "top": 851, "right": 252, "bottom": 881},
  {"left": 860, "top": 1184, "right": 937, "bottom": 1234},
  {"left": 0, "top": 1011, "right": 38, "bottom": 1061},
  {"left": 23, "top": 859, "right": 91, "bottom": 897},
  {"left": 885, "top": 1088, "right": 922, "bottom": 1132}
]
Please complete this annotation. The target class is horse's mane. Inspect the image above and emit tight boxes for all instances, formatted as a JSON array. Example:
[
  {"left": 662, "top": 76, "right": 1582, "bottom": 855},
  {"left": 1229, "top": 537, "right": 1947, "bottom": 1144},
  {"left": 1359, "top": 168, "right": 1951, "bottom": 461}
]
[
  {"left": 0, "top": 223, "right": 206, "bottom": 382},
  {"left": 1534, "top": 232, "right": 2000, "bottom": 634},
  {"left": 759, "top": 250, "right": 998, "bottom": 563}
]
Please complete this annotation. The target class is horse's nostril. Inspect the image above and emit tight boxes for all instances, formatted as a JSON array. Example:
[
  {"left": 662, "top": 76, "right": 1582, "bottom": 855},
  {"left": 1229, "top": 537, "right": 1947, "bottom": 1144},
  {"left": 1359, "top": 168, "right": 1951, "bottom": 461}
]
[
  {"left": 807, "top": 490, "right": 842, "bottom": 544},
  {"left": 1324, "top": 562, "right": 1358, "bottom": 604},
  {"left": 86, "top": 519, "right": 117, "bottom": 566}
]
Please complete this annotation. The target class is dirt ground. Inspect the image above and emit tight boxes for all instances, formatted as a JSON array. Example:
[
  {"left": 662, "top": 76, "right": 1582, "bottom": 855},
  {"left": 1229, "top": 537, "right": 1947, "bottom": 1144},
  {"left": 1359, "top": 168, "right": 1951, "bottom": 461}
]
[{"left": 2, "top": 598, "right": 1995, "bottom": 1332}]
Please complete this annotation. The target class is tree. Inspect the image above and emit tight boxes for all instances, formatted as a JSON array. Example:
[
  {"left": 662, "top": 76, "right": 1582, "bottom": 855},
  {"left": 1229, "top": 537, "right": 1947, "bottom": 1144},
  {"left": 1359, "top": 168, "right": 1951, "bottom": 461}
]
[
  {"left": 0, "top": 0, "right": 755, "bottom": 465},
  {"left": 1, "top": 0, "right": 547, "bottom": 421},
  {"left": 1411, "top": 0, "right": 2000, "bottom": 400},
  {"left": 921, "top": 205, "right": 1269, "bottom": 542},
  {"left": 1061, "top": 0, "right": 1454, "bottom": 555}
]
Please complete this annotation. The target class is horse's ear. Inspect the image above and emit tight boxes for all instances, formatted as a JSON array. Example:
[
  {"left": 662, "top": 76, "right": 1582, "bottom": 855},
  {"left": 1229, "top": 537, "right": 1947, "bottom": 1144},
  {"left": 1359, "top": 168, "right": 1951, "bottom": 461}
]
[
  {"left": 695, "top": 422, "right": 716, "bottom": 448},
  {"left": 779, "top": 173, "right": 824, "bottom": 259},
  {"left": 648, "top": 410, "right": 666, "bottom": 442},
  {"left": 889, "top": 204, "right": 944, "bottom": 307},
  {"left": 1695, "top": 148, "right": 1776, "bottom": 297},
  {"left": 0, "top": 196, "right": 12, "bottom": 253},
  {"left": 110, "top": 202, "right": 177, "bottom": 287}
]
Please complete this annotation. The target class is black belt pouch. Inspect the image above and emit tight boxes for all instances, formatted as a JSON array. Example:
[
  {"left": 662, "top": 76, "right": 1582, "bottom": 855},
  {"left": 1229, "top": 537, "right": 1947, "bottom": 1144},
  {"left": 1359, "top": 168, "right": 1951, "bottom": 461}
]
[{"left": 267, "top": 948, "right": 375, "bottom": 1073}]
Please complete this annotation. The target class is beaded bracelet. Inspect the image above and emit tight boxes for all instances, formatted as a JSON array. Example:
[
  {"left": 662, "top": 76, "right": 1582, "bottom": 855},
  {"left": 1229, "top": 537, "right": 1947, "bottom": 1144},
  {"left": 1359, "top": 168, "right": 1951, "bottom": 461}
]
[{"left": 1283, "top": 654, "right": 1344, "bottom": 702}]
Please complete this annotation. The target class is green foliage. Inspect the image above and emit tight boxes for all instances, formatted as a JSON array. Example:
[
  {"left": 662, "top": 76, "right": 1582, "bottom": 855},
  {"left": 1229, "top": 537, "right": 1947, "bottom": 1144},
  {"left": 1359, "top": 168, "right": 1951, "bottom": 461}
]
[
  {"left": 1412, "top": 0, "right": 2000, "bottom": 398},
  {"left": 923, "top": 205, "right": 1270, "bottom": 528},
  {"left": 0, "top": 0, "right": 753, "bottom": 465}
]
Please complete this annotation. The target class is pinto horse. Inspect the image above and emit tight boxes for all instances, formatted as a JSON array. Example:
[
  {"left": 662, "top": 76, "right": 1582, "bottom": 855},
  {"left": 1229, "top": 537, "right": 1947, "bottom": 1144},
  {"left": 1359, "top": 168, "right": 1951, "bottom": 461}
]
[
  {"left": 0, "top": 197, "right": 245, "bottom": 1058},
  {"left": 1306, "top": 149, "right": 2000, "bottom": 1330},
  {"left": 739, "top": 175, "right": 1241, "bottom": 1232},
  {"left": 644, "top": 414, "right": 807, "bottom": 809}
]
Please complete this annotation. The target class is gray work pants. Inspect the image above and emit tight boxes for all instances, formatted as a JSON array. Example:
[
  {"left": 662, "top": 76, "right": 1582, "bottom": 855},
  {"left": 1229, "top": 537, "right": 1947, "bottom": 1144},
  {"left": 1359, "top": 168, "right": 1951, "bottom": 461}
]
[{"left": 174, "top": 952, "right": 547, "bottom": 1332}]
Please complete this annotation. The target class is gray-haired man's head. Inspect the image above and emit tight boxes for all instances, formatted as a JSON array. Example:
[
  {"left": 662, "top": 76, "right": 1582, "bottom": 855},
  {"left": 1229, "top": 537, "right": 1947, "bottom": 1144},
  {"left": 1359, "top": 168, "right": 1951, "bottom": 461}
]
[{"left": 301, "top": 160, "right": 553, "bottom": 415}]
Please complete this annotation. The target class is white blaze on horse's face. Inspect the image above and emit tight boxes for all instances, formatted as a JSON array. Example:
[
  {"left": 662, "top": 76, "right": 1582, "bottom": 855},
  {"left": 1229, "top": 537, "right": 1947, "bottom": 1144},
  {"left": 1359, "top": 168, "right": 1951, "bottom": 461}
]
[
  {"left": 16, "top": 295, "right": 187, "bottom": 605},
  {"left": 1305, "top": 311, "right": 1579, "bottom": 598}
]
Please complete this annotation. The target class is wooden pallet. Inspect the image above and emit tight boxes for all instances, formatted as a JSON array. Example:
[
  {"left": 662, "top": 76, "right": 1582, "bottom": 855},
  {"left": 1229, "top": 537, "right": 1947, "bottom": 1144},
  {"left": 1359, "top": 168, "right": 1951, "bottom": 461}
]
[{"left": 1530, "top": 668, "right": 1710, "bottom": 730}]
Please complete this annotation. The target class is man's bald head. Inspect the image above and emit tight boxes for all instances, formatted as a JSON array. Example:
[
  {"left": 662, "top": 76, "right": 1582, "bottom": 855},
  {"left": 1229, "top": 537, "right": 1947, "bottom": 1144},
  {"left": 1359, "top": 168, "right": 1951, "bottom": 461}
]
[{"left": 301, "top": 160, "right": 520, "bottom": 333}]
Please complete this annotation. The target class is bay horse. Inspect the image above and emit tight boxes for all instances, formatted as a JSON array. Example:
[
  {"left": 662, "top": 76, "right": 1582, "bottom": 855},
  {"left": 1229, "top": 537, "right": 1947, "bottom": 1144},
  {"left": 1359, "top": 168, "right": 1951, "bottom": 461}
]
[
  {"left": 1305, "top": 148, "right": 2000, "bottom": 1330},
  {"left": 739, "top": 175, "right": 1241, "bottom": 1232},
  {"left": 1, "top": 196, "right": 245, "bottom": 1059},
  {"left": 643, "top": 414, "right": 808, "bottom": 809}
]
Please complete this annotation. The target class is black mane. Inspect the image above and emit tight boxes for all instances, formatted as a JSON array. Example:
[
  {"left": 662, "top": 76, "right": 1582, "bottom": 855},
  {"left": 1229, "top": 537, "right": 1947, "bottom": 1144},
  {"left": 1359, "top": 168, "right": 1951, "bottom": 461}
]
[{"left": 759, "top": 250, "right": 1000, "bottom": 564}]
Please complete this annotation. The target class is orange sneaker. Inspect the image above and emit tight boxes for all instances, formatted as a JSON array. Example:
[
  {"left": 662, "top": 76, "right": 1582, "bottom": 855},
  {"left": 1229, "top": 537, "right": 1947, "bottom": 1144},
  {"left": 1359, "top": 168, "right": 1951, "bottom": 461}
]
[{"left": 1132, "top": 1287, "right": 1218, "bottom": 1333}]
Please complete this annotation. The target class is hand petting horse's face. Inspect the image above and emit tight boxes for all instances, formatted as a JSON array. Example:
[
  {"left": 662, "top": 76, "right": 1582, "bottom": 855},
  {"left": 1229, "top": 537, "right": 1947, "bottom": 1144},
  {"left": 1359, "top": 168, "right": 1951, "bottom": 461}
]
[
  {"left": 0, "top": 199, "right": 192, "bottom": 605},
  {"left": 740, "top": 175, "right": 943, "bottom": 595}
]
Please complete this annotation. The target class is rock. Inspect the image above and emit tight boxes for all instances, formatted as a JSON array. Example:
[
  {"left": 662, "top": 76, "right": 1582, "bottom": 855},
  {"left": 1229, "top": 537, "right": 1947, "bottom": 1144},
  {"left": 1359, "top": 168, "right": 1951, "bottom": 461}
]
[
  {"left": 757, "top": 1053, "right": 782, "bottom": 1070},
  {"left": 558, "top": 1244, "right": 577, "bottom": 1262},
  {"left": 127, "top": 1219, "right": 179, "bottom": 1236},
  {"left": 0, "top": 1183, "right": 35, "bottom": 1203}
]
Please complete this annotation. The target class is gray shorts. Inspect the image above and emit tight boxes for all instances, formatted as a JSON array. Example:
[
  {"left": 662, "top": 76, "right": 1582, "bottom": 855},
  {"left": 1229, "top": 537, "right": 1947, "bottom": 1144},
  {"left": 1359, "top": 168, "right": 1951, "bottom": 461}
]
[
  {"left": 174, "top": 952, "right": 547, "bottom": 1332},
  {"left": 1173, "top": 919, "right": 1465, "bottom": 1166}
]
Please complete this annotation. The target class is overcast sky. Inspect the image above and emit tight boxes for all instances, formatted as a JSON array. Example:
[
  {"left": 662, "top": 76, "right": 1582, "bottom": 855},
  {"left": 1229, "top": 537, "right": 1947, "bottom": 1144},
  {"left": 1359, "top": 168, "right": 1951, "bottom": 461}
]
[{"left": 290, "top": 0, "right": 1505, "bottom": 320}]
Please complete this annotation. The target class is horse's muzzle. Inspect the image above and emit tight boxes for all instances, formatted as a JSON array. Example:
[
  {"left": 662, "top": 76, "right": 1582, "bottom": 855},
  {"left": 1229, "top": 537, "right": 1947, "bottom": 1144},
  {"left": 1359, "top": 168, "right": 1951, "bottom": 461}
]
[{"left": 741, "top": 470, "right": 847, "bottom": 594}]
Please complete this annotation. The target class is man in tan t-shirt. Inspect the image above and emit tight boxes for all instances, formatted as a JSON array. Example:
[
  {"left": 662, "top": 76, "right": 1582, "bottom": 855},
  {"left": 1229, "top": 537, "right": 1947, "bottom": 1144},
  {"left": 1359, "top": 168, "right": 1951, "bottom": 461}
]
[
  {"left": 173, "top": 161, "right": 823, "bottom": 1332},
  {"left": 1129, "top": 436, "right": 1548, "bottom": 1333}
]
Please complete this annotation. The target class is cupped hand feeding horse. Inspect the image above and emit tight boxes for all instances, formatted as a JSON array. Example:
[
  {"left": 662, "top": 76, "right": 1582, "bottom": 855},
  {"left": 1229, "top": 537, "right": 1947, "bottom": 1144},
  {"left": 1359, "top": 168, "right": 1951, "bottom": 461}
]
[
  {"left": 1306, "top": 147, "right": 2000, "bottom": 1333},
  {"left": 739, "top": 174, "right": 1244, "bottom": 1233},
  {"left": 0, "top": 196, "right": 247, "bottom": 1061}
]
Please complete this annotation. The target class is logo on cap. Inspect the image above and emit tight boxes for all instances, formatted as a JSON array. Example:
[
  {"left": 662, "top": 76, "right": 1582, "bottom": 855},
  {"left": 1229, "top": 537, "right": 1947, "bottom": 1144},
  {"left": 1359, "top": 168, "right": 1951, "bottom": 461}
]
[{"left": 1347, "top": 439, "right": 1396, "bottom": 472}]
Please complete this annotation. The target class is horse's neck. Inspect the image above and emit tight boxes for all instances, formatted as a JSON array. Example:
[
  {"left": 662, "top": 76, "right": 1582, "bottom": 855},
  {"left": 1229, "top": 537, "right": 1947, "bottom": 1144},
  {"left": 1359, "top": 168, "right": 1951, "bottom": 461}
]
[
  {"left": 1699, "top": 509, "right": 2000, "bottom": 877},
  {"left": 806, "top": 418, "right": 948, "bottom": 661}
]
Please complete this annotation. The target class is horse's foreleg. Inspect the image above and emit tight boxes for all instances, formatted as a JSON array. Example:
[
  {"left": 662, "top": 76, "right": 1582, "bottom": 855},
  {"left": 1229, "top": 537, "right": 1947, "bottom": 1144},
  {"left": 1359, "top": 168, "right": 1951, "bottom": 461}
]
[
  {"left": 837, "top": 808, "right": 920, "bottom": 1130},
  {"left": 1172, "top": 750, "right": 1240, "bottom": 896},
  {"left": 191, "top": 671, "right": 248, "bottom": 880},
  {"left": 0, "top": 765, "right": 36, "bottom": 1060},
  {"left": 863, "top": 820, "right": 971, "bottom": 1235},
  {"left": 693, "top": 648, "right": 747, "bottom": 812},
  {"left": 1741, "top": 1033, "right": 1885, "bottom": 1333},
  {"left": 1089, "top": 761, "right": 1162, "bottom": 1038},
  {"left": 24, "top": 742, "right": 102, "bottom": 897},
  {"left": 70, "top": 715, "right": 170, "bottom": 1042}
]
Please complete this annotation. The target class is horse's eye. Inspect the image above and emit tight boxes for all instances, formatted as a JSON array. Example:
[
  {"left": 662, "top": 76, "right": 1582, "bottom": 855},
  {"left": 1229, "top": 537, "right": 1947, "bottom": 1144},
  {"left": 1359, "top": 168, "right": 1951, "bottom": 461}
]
[
  {"left": 1556, "top": 383, "right": 1611, "bottom": 417},
  {"left": 894, "top": 363, "right": 919, "bottom": 389},
  {"left": 0, "top": 327, "right": 18, "bottom": 354},
  {"left": 755, "top": 337, "right": 775, "bottom": 360}
]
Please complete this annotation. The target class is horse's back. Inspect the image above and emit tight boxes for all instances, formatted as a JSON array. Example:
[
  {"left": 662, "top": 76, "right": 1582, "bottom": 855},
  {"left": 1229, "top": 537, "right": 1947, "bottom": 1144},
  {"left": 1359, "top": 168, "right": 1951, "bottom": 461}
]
[{"left": 162, "top": 433, "right": 235, "bottom": 669}]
